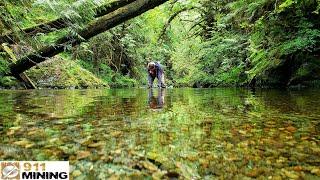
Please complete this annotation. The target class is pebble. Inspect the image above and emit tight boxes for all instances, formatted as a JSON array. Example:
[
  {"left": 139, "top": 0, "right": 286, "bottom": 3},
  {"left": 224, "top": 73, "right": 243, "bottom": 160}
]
[
  {"left": 142, "top": 161, "right": 158, "bottom": 172},
  {"left": 286, "top": 126, "right": 297, "bottom": 132},
  {"left": 88, "top": 142, "right": 105, "bottom": 148},
  {"left": 293, "top": 166, "right": 303, "bottom": 172},
  {"left": 283, "top": 170, "right": 299, "bottom": 179},
  {"left": 311, "top": 168, "right": 320, "bottom": 176},
  {"left": 72, "top": 170, "right": 82, "bottom": 177},
  {"left": 77, "top": 151, "right": 91, "bottom": 160},
  {"left": 13, "top": 140, "right": 30, "bottom": 147}
]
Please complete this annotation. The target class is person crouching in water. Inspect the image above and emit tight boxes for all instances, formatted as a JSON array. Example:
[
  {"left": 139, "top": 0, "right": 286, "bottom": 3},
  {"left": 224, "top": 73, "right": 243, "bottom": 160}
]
[{"left": 147, "top": 62, "right": 166, "bottom": 88}]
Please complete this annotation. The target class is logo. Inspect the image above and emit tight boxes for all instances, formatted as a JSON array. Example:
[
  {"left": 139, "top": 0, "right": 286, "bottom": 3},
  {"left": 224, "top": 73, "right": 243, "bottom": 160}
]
[
  {"left": 1, "top": 162, "right": 20, "bottom": 179},
  {"left": 0, "top": 161, "right": 69, "bottom": 180}
]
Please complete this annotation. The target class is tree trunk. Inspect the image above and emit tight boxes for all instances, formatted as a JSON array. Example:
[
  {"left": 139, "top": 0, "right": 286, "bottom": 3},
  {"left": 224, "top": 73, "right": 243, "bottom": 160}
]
[
  {"left": 9, "top": 0, "right": 169, "bottom": 77},
  {"left": 1, "top": 43, "right": 37, "bottom": 89},
  {"left": 0, "top": 0, "right": 136, "bottom": 44}
]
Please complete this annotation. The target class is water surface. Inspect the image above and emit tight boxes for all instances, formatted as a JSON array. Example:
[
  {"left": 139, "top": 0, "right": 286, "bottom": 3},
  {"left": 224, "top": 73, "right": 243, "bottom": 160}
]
[{"left": 0, "top": 88, "right": 319, "bottom": 179}]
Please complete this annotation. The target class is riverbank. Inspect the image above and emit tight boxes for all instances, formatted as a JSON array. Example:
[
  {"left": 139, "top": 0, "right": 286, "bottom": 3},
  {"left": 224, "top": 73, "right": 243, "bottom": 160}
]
[
  {"left": 1, "top": 56, "right": 108, "bottom": 89},
  {"left": 1, "top": 55, "right": 320, "bottom": 90}
]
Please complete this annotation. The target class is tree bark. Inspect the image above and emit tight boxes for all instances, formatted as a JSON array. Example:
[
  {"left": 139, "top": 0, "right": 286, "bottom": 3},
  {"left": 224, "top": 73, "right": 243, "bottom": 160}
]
[
  {"left": 0, "top": 0, "right": 136, "bottom": 44},
  {"left": 1, "top": 43, "right": 37, "bottom": 89},
  {"left": 9, "top": 0, "right": 169, "bottom": 77}
]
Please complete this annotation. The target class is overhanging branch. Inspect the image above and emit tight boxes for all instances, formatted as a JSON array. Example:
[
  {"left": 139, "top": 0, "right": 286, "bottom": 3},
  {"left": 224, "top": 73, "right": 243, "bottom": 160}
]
[
  {"left": 9, "top": 0, "right": 169, "bottom": 76},
  {"left": 0, "top": 0, "right": 136, "bottom": 44}
]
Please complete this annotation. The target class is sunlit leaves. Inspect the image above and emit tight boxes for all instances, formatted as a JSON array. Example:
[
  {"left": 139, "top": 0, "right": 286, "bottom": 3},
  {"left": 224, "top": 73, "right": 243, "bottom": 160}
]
[{"left": 277, "top": 0, "right": 296, "bottom": 13}]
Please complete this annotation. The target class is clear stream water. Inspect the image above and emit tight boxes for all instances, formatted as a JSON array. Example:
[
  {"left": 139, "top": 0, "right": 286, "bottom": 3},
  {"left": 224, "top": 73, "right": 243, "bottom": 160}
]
[{"left": 0, "top": 88, "right": 319, "bottom": 179}]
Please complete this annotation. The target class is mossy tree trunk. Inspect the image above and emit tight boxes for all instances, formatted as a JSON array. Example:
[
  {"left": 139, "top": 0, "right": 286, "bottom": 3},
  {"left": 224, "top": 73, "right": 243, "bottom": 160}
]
[
  {"left": 0, "top": 0, "right": 136, "bottom": 44},
  {"left": 8, "top": 0, "right": 169, "bottom": 80}
]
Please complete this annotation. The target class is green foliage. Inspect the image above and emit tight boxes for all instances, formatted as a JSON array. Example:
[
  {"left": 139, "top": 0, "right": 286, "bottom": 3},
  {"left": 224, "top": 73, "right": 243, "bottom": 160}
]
[
  {"left": 0, "top": 54, "right": 9, "bottom": 75},
  {"left": 1, "top": 0, "right": 319, "bottom": 88},
  {"left": 0, "top": 53, "right": 18, "bottom": 87}
]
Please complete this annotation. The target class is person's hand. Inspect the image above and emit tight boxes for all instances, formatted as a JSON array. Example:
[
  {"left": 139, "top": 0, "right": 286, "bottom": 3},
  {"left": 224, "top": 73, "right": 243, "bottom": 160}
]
[{"left": 149, "top": 70, "right": 155, "bottom": 75}]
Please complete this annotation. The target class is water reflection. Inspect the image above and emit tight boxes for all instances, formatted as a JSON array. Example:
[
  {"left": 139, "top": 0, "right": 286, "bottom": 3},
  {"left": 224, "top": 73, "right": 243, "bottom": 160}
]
[
  {"left": 0, "top": 88, "right": 319, "bottom": 179},
  {"left": 148, "top": 88, "right": 165, "bottom": 110}
]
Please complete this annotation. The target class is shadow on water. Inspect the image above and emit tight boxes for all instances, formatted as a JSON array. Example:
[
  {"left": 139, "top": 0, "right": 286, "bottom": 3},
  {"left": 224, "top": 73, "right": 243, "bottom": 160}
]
[{"left": 0, "top": 88, "right": 319, "bottom": 179}]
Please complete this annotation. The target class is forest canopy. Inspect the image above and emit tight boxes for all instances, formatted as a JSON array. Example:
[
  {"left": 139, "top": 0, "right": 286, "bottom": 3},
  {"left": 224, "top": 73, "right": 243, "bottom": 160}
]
[{"left": 0, "top": 0, "right": 319, "bottom": 88}]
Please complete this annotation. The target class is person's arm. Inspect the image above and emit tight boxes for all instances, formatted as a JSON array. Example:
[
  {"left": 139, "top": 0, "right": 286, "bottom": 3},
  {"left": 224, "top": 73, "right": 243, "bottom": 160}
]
[{"left": 147, "top": 68, "right": 154, "bottom": 88}]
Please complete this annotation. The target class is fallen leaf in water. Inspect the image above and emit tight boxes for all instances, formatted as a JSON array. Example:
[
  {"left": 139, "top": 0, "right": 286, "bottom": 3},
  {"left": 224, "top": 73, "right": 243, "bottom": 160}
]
[{"left": 77, "top": 151, "right": 91, "bottom": 160}]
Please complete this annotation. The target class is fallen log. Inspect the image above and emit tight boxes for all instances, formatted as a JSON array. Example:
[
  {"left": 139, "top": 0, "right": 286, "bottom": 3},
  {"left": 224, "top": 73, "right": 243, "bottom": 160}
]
[
  {"left": 9, "top": 0, "right": 169, "bottom": 78},
  {"left": 0, "top": 0, "right": 136, "bottom": 44},
  {"left": 1, "top": 43, "right": 36, "bottom": 89}
]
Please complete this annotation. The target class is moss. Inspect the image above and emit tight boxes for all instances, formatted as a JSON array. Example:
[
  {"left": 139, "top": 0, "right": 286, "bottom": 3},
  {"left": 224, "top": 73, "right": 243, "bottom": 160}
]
[{"left": 26, "top": 55, "right": 109, "bottom": 88}]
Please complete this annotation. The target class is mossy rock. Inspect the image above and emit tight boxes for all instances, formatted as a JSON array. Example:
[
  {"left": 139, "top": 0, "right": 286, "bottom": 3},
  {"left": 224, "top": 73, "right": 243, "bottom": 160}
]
[{"left": 26, "top": 56, "right": 109, "bottom": 89}]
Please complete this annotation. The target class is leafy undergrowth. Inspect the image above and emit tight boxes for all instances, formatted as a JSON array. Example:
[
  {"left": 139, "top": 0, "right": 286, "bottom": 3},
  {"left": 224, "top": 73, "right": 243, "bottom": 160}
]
[{"left": 27, "top": 56, "right": 108, "bottom": 89}]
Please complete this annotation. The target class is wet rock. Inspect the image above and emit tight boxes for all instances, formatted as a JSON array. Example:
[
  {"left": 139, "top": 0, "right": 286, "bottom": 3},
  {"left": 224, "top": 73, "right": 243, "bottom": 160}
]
[
  {"left": 13, "top": 140, "right": 32, "bottom": 147},
  {"left": 141, "top": 161, "right": 158, "bottom": 172},
  {"left": 152, "top": 171, "right": 166, "bottom": 179},
  {"left": 293, "top": 166, "right": 303, "bottom": 172},
  {"left": 286, "top": 126, "right": 297, "bottom": 133},
  {"left": 69, "top": 155, "right": 76, "bottom": 161},
  {"left": 111, "top": 131, "right": 122, "bottom": 137},
  {"left": 77, "top": 151, "right": 91, "bottom": 160},
  {"left": 48, "top": 138, "right": 58, "bottom": 143},
  {"left": 311, "top": 168, "right": 320, "bottom": 176},
  {"left": 88, "top": 142, "right": 105, "bottom": 148},
  {"left": 25, "top": 143, "right": 35, "bottom": 148},
  {"left": 283, "top": 169, "right": 299, "bottom": 179},
  {"left": 72, "top": 170, "right": 82, "bottom": 177},
  {"left": 165, "top": 171, "right": 179, "bottom": 179},
  {"left": 79, "top": 138, "right": 92, "bottom": 146},
  {"left": 246, "top": 168, "right": 265, "bottom": 178},
  {"left": 186, "top": 154, "right": 198, "bottom": 161},
  {"left": 108, "top": 174, "right": 120, "bottom": 180},
  {"left": 6, "top": 130, "right": 15, "bottom": 136},
  {"left": 199, "top": 159, "right": 209, "bottom": 168}
]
